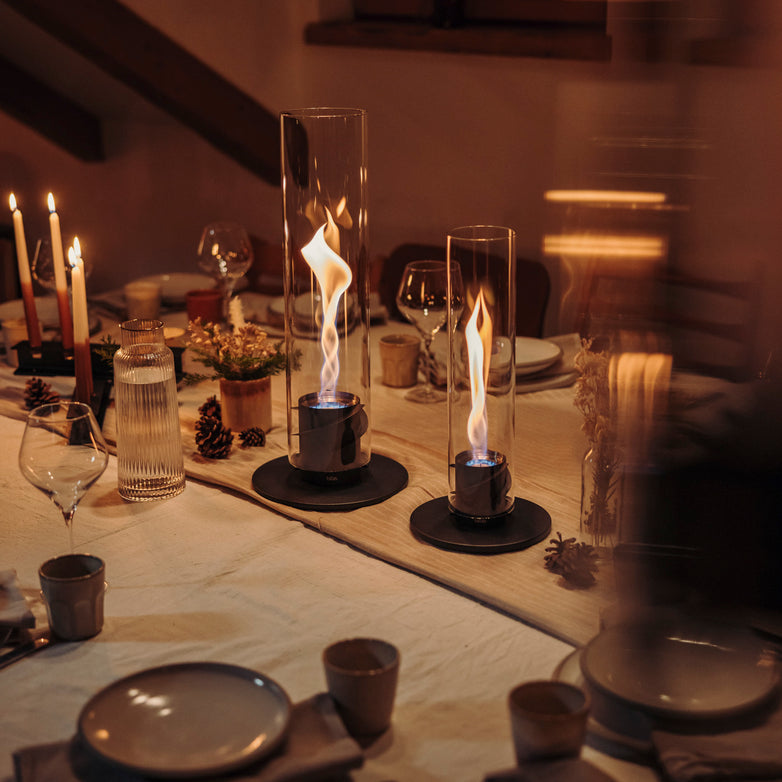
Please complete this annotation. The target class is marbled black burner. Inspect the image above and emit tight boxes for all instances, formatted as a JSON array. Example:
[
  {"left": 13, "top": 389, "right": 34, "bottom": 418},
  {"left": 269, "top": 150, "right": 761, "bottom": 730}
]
[
  {"left": 296, "top": 391, "right": 368, "bottom": 484},
  {"left": 451, "top": 449, "right": 512, "bottom": 523}
]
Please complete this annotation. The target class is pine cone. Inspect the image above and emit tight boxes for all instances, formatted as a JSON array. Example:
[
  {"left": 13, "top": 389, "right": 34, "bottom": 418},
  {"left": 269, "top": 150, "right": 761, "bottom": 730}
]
[
  {"left": 24, "top": 377, "right": 61, "bottom": 410},
  {"left": 195, "top": 416, "right": 233, "bottom": 459},
  {"left": 239, "top": 427, "right": 266, "bottom": 447},
  {"left": 544, "top": 532, "right": 599, "bottom": 587},
  {"left": 198, "top": 395, "right": 222, "bottom": 420}
]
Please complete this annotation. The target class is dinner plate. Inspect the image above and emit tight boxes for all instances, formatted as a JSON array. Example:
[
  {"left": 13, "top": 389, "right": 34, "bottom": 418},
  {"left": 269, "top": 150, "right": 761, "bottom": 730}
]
[
  {"left": 133, "top": 273, "right": 215, "bottom": 304},
  {"left": 515, "top": 337, "right": 562, "bottom": 376},
  {"left": 78, "top": 662, "right": 292, "bottom": 778},
  {"left": 580, "top": 615, "right": 779, "bottom": 720},
  {"left": 0, "top": 297, "right": 101, "bottom": 335}
]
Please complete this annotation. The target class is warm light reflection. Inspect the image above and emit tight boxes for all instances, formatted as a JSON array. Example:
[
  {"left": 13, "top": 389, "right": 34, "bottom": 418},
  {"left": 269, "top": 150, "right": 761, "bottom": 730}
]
[
  {"left": 464, "top": 289, "right": 492, "bottom": 455},
  {"left": 543, "top": 233, "right": 665, "bottom": 260},
  {"left": 544, "top": 189, "right": 667, "bottom": 204},
  {"left": 300, "top": 207, "right": 352, "bottom": 399}
]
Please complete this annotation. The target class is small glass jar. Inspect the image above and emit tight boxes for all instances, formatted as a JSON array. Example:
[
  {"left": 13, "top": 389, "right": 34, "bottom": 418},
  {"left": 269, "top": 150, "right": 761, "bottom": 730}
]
[{"left": 114, "top": 319, "right": 185, "bottom": 501}]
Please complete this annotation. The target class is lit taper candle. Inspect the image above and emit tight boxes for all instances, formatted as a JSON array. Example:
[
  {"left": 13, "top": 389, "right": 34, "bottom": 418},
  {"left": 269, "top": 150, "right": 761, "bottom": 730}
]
[
  {"left": 8, "top": 194, "right": 42, "bottom": 353},
  {"left": 68, "top": 238, "right": 93, "bottom": 402},
  {"left": 47, "top": 193, "right": 74, "bottom": 354}
]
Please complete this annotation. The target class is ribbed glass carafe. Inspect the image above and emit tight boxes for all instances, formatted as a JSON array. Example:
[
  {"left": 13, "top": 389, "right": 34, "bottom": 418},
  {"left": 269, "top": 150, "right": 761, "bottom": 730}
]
[{"left": 114, "top": 319, "right": 185, "bottom": 500}]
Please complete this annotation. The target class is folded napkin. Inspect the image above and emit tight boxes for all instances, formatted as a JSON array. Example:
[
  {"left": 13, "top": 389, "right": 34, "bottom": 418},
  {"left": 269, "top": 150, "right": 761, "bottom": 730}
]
[
  {"left": 0, "top": 569, "right": 35, "bottom": 630},
  {"left": 516, "top": 333, "right": 581, "bottom": 394},
  {"left": 652, "top": 695, "right": 782, "bottom": 782},
  {"left": 13, "top": 692, "right": 363, "bottom": 782}
]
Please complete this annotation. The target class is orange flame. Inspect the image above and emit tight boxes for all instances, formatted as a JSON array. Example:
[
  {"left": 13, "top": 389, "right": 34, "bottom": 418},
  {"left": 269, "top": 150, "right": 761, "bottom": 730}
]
[
  {"left": 465, "top": 289, "right": 493, "bottom": 454},
  {"left": 300, "top": 208, "right": 352, "bottom": 399}
]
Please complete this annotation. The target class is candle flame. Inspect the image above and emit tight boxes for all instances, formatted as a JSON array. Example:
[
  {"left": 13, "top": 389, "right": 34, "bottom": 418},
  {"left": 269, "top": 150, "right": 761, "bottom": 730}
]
[
  {"left": 300, "top": 208, "right": 353, "bottom": 399},
  {"left": 9, "top": 193, "right": 17, "bottom": 212},
  {"left": 465, "top": 289, "right": 493, "bottom": 455},
  {"left": 47, "top": 192, "right": 56, "bottom": 213},
  {"left": 73, "top": 236, "right": 81, "bottom": 259},
  {"left": 68, "top": 246, "right": 77, "bottom": 268}
]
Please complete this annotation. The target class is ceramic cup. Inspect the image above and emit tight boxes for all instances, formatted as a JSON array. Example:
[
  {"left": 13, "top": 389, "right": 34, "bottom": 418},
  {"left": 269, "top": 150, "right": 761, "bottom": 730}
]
[
  {"left": 323, "top": 637, "right": 400, "bottom": 736},
  {"left": 508, "top": 680, "right": 590, "bottom": 764},
  {"left": 38, "top": 554, "right": 106, "bottom": 641},
  {"left": 379, "top": 334, "right": 420, "bottom": 388},
  {"left": 124, "top": 281, "right": 162, "bottom": 320},
  {"left": 185, "top": 288, "right": 222, "bottom": 324},
  {"left": 2, "top": 317, "right": 28, "bottom": 367}
]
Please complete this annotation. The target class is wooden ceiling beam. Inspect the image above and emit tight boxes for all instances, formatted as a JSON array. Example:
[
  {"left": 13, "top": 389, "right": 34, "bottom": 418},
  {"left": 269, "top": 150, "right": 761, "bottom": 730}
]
[
  {"left": 0, "top": 54, "right": 104, "bottom": 161},
  {"left": 0, "top": 0, "right": 280, "bottom": 185}
]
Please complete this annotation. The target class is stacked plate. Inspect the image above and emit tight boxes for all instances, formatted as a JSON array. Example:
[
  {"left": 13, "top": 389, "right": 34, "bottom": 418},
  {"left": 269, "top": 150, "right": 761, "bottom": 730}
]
[
  {"left": 556, "top": 609, "right": 780, "bottom": 762},
  {"left": 78, "top": 662, "right": 292, "bottom": 778}
]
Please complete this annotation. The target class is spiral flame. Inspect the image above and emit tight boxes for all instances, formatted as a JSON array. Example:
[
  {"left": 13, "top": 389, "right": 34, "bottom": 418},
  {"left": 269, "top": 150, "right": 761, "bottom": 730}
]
[
  {"left": 300, "top": 208, "right": 352, "bottom": 400},
  {"left": 465, "top": 289, "right": 493, "bottom": 455}
]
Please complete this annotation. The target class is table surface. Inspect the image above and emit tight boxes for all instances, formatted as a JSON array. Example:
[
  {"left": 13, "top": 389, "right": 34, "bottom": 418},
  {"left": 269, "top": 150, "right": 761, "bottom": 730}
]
[{"left": 0, "top": 300, "right": 657, "bottom": 782}]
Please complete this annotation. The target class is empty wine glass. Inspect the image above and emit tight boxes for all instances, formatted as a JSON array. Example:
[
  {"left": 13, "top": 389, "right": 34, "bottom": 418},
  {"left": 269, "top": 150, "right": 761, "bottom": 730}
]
[
  {"left": 19, "top": 402, "right": 109, "bottom": 553},
  {"left": 396, "top": 260, "right": 463, "bottom": 403},
  {"left": 197, "top": 222, "right": 254, "bottom": 321}
]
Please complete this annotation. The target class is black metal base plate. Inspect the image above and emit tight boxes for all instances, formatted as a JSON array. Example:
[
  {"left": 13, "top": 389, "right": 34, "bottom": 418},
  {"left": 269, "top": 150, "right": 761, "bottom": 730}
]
[
  {"left": 252, "top": 454, "right": 408, "bottom": 512},
  {"left": 410, "top": 496, "right": 551, "bottom": 554}
]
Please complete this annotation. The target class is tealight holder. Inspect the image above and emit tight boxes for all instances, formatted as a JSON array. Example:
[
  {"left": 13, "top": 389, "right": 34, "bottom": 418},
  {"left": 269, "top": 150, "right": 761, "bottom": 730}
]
[
  {"left": 253, "top": 108, "right": 406, "bottom": 510},
  {"left": 410, "top": 226, "right": 551, "bottom": 553}
]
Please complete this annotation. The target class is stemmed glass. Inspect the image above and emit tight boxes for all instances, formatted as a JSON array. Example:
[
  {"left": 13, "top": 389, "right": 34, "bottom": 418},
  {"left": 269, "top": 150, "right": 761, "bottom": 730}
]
[
  {"left": 197, "top": 222, "right": 254, "bottom": 321},
  {"left": 396, "top": 260, "right": 463, "bottom": 403},
  {"left": 19, "top": 402, "right": 109, "bottom": 553}
]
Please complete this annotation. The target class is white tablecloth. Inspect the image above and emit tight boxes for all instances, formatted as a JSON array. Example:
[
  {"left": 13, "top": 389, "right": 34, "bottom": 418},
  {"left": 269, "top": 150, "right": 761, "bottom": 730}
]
[{"left": 0, "top": 312, "right": 656, "bottom": 782}]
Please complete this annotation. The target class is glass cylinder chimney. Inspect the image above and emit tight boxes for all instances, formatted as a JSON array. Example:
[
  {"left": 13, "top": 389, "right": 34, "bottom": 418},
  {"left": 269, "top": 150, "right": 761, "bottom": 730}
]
[
  {"left": 447, "top": 226, "right": 516, "bottom": 522},
  {"left": 281, "top": 108, "right": 370, "bottom": 485}
]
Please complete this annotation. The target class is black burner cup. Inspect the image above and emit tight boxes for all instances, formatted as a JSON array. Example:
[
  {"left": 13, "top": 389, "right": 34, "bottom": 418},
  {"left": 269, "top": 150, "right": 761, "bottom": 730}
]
[
  {"left": 296, "top": 391, "right": 369, "bottom": 485},
  {"left": 450, "top": 449, "right": 513, "bottom": 524}
]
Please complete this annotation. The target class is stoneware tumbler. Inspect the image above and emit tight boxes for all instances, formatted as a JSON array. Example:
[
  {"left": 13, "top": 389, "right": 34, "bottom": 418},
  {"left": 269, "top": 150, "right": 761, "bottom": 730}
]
[
  {"left": 379, "top": 334, "right": 420, "bottom": 387},
  {"left": 508, "top": 680, "right": 589, "bottom": 764},
  {"left": 323, "top": 637, "right": 400, "bottom": 736},
  {"left": 39, "top": 554, "right": 106, "bottom": 641}
]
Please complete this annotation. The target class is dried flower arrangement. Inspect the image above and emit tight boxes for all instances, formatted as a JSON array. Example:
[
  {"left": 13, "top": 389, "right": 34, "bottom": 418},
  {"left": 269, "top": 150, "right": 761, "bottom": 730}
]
[
  {"left": 185, "top": 318, "right": 292, "bottom": 383},
  {"left": 574, "top": 338, "right": 621, "bottom": 547}
]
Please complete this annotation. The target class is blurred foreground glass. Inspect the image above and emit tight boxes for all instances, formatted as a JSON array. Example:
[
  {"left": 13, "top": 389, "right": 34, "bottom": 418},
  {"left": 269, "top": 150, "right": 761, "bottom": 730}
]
[
  {"left": 281, "top": 107, "right": 370, "bottom": 483},
  {"left": 114, "top": 319, "right": 185, "bottom": 501},
  {"left": 197, "top": 222, "right": 254, "bottom": 321},
  {"left": 447, "top": 226, "right": 516, "bottom": 522},
  {"left": 19, "top": 402, "right": 108, "bottom": 553}
]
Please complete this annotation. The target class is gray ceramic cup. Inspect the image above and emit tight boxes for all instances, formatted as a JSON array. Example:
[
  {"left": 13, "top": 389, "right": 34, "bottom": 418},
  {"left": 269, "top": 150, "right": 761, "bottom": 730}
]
[
  {"left": 508, "top": 680, "right": 589, "bottom": 764},
  {"left": 379, "top": 334, "right": 420, "bottom": 388},
  {"left": 39, "top": 554, "right": 106, "bottom": 641},
  {"left": 323, "top": 637, "right": 400, "bottom": 735}
]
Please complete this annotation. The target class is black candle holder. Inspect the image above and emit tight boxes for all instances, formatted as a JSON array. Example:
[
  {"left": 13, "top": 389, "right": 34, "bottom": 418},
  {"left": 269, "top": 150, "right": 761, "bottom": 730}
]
[
  {"left": 452, "top": 449, "right": 512, "bottom": 523},
  {"left": 296, "top": 390, "right": 368, "bottom": 485}
]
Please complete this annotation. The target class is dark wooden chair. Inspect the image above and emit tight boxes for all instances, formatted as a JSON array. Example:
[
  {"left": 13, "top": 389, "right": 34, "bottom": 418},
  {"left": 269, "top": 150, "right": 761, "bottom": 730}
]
[
  {"left": 376, "top": 242, "right": 550, "bottom": 338},
  {"left": 1, "top": 224, "right": 21, "bottom": 303}
]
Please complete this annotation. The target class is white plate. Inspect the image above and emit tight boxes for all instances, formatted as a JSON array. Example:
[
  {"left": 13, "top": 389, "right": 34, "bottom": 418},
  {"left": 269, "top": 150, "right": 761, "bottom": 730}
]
[
  {"left": 0, "top": 297, "right": 101, "bottom": 335},
  {"left": 580, "top": 616, "right": 779, "bottom": 720},
  {"left": 78, "top": 662, "right": 291, "bottom": 778},
  {"left": 515, "top": 337, "right": 562, "bottom": 376},
  {"left": 133, "top": 273, "right": 215, "bottom": 304}
]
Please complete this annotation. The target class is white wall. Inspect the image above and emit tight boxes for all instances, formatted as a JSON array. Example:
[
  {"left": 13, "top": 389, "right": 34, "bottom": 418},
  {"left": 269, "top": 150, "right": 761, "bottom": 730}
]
[{"left": 2, "top": 0, "right": 781, "bottom": 345}]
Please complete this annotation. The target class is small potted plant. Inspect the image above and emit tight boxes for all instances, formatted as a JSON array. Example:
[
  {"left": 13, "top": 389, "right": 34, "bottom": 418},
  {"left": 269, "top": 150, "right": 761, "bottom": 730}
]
[{"left": 185, "top": 306, "right": 292, "bottom": 433}]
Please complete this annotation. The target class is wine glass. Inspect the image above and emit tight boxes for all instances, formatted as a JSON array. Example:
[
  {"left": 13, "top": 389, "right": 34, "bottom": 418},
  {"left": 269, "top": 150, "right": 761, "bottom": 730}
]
[
  {"left": 19, "top": 402, "right": 109, "bottom": 553},
  {"left": 396, "top": 260, "right": 463, "bottom": 403},
  {"left": 197, "top": 222, "right": 254, "bottom": 321}
]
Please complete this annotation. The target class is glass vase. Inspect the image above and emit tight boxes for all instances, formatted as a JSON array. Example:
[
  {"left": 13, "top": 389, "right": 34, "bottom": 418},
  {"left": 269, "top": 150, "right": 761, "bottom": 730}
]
[
  {"left": 280, "top": 107, "right": 370, "bottom": 484},
  {"left": 580, "top": 445, "right": 620, "bottom": 550},
  {"left": 114, "top": 319, "right": 185, "bottom": 501}
]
